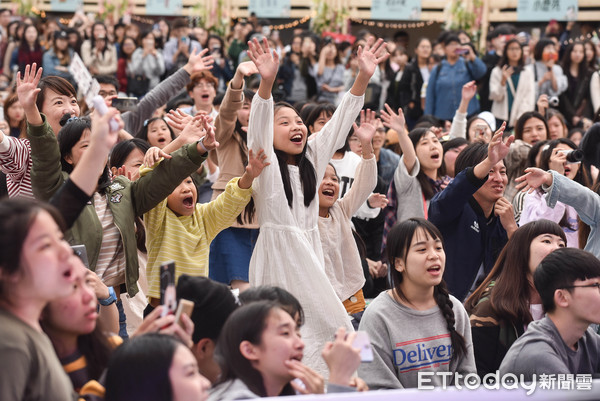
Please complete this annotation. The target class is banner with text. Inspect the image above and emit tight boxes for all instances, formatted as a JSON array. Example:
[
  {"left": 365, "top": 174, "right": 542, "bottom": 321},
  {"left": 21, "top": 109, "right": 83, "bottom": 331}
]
[
  {"left": 146, "top": 0, "right": 183, "bottom": 16},
  {"left": 371, "top": 0, "right": 421, "bottom": 20},
  {"left": 50, "top": 0, "right": 82, "bottom": 12},
  {"left": 517, "top": 0, "right": 578, "bottom": 21},
  {"left": 248, "top": 0, "right": 291, "bottom": 18}
]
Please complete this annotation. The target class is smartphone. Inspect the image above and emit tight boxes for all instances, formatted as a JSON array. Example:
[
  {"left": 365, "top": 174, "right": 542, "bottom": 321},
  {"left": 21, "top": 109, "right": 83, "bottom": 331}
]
[
  {"left": 175, "top": 299, "right": 194, "bottom": 328},
  {"left": 160, "top": 261, "right": 177, "bottom": 318},
  {"left": 180, "top": 36, "right": 189, "bottom": 44},
  {"left": 112, "top": 97, "right": 139, "bottom": 112},
  {"left": 72, "top": 245, "right": 90, "bottom": 268},
  {"left": 353, "top": 331, "right": 374, "bottom": 362},
  {"left": 455, "top": 48, "right": 469, "bottom": 55}
]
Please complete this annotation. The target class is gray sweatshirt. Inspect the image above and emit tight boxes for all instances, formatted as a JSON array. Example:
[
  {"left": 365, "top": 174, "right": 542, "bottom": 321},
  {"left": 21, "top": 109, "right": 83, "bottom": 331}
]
[
  {"left": 499, "top": 316, "right": 600, "bottom": 381},
  {"left": 357, "top": 291, "right": 476, "bottom": 389},
  {"left": 122, "top": 67, "right": 190, "bottom": 135},
  {"left": 208, "top": 379, "right": 259, "bottom": 401}
]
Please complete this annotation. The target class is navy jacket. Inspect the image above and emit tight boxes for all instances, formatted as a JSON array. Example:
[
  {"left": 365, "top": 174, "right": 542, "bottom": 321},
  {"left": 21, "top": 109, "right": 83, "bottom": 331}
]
[{"left": 428, "top": 167, "right": 508, "bottom": 301}]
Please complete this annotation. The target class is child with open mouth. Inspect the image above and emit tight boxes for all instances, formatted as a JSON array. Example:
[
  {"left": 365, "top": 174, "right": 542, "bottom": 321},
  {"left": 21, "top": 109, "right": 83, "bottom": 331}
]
[{"left": 142, "top": 115, "right": 269, "bottom": 308}]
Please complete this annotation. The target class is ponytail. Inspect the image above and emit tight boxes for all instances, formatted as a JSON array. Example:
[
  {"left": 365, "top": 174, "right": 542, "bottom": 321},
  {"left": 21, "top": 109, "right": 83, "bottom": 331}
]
[{"left": 433, "top": 282, "right": 467, "bottom": 362}]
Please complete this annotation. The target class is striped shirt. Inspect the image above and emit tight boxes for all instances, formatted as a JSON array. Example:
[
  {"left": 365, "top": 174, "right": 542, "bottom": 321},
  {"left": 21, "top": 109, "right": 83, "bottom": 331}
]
[
  {"left": 93, "top": 192, "right": 126, "bottom": 287},
  {"left": 0, "top": 136, "right": 34, "bottom": 199},
  {"left": 145, "top": 177, "right": 252, "bottom": 299}
]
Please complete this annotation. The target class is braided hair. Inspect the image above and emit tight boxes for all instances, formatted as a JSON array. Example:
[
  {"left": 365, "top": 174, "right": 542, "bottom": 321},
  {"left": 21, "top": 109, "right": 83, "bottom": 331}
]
[{"left": 386, "top": 218, "right": 467, "bottom": 362}]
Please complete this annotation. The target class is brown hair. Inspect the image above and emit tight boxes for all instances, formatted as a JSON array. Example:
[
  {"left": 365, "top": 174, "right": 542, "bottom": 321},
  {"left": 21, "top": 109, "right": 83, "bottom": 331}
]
[
  {"left": 35, "top": 75, "right": 77, "bottom": 114},
  {"left": 186, "top": 71, "right": 218, "bottom": 93},
  {"left": 465, "top": 219, "right": 566, "bottom": 324},
  {"left": 3, "top": 93, "right": 25, "bottom": 138}
]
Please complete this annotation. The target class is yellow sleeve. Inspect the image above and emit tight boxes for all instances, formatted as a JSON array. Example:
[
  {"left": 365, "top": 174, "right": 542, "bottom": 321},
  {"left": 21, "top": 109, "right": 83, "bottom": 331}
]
[{"left": 198, "top": 177, "right": 252, "bottom": 241}]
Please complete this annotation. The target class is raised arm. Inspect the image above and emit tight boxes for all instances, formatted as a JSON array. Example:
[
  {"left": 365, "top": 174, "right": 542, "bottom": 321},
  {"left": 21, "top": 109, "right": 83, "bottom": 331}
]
[
  {"left": 311, "top": 41, "right": 387, "bottom": 178},
  {"left": 338, "top": 111, "right": 378, "bottom": 217},
  {"left": 381, "top": 104, "right": 413, "bottom": 171},
  {"left": 122, "top": 48, "right": 214, "bottom": 135},
  {"left": 246, "top": 37, "right": 278, "bottom": 157},
  {"left": 50, "top": 108, "right": 123, "bottom": 227},
  {"left": 350, "top": 39, "right": 389, "bottom": 97},
  {"left": 449, "top": 81, "right": 477, "bottom": 139},
  {"left": 429, "top": 124, "right": 511, "bottom": 224},
  {"left": 69, "top": 108, "right": 122, "bottom": 195},
  {"left": 213, "top": 61, "right": 258, "bottom": 144}
]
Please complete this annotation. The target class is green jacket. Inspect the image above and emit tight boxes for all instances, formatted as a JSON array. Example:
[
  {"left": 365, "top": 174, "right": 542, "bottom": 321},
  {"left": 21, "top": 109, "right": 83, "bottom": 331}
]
[{"left": 28, "top": 115, "right": 207, "bottom": 296}]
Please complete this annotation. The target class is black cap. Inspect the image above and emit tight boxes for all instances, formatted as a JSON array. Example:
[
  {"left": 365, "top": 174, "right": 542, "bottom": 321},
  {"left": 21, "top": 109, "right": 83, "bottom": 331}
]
[{"left": 54, "top": 30, "right": 68, "bottom": 40}]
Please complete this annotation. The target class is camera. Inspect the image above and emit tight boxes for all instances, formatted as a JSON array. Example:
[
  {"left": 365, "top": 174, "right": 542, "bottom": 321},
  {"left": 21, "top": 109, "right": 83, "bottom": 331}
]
[
  {"left": 549, "top": 96, "right": 559, "bottom": 107},
  {"left": 558, "top": 149, "right": 583, "bottom": 163}
]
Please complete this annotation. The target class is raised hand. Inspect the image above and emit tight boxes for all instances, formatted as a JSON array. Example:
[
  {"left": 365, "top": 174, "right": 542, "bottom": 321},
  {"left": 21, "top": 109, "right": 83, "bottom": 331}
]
[
  {"left": 548, "top": 147, "right": 567, "bottom": 175},
  {"left": 461, "top": 81, "right": 477, "bottom": 102},
  {"left": 167, "top": 109, "right": 193, "bottom": 132},
  {"left": 368, "top": 192, "right": 389, "bottom": 209},
  {"left": 536, "top": 94, "right": 549, "bottom": 115},
  {"left": 380, "top": 103, "right": 406, "bottom": 135},
  {"left": 321, "top": 327, "right": 361, "bottom": 387},
  {"left": 236, "top": 60, "right": 259, "bottom": 77},
  {"left": 515, "top": 167, "right": 553, "bottom": 194},
  {"left": 247, "top": 37, "right": 279, "bottom": 83},
  {"left": 487, "top": 122, "right": 512, "bottom": 165},
  {"left": 353, "top": 109, "right": 377, "bottom": 145},
  {"left": 16, "top": 63, "right": 43, "bottom": 109},
  {"left": 184, "top": 48, "right": 215, "bottom": 75},
  {"left": 356, "top": 38, "right": 389, "bottom": 78},
  {"left": 90, "top": 106, "right": 122, "bottom": 152},
  {"left": 245, "top": 148, "right": 270, "bottom": 179},
  {"left": 143, "top": 146, "right": 172, "bottom": 168},
  {"left": 199, "top": 118, "right": 219, "bottom": 152}
]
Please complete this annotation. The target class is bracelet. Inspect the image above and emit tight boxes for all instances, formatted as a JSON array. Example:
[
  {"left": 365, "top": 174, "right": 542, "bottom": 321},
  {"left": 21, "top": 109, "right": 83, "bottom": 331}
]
[
  {"left": 197, "top": 136, "right": 208, "bottom": 153},
  {"left": 99, "top": 286, "right": 117, "bottom": 306}
]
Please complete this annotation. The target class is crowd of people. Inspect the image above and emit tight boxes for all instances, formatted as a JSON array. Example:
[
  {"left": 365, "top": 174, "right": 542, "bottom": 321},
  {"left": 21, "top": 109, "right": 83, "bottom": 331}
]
[{"left": 1, "top": 7, "right": 600, "bottom": 400}]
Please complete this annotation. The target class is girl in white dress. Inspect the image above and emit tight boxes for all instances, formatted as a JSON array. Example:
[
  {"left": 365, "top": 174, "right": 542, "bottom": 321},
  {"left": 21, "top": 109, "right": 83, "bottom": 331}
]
[{"left": 246, "top": 37, "right": 388, "bottom": 375}]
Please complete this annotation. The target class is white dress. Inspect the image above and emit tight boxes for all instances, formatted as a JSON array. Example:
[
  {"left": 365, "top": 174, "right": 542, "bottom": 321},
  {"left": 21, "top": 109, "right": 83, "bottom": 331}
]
[{"left": 248, "top": 90, "right": 363, "bottom": 375}]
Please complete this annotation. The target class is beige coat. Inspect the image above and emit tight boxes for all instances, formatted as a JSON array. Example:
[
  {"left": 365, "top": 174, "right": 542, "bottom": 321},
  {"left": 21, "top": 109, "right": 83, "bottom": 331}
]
[
  {"left": 209, "top": 82, "right": 258, "bottom": 228},
  {"left": 489, "top": 65, "right": 535, "bottom": 127}
]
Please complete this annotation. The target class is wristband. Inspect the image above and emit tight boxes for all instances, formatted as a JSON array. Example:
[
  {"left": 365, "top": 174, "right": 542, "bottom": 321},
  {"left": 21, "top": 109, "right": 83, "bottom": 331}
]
[
  {"left": 99, "top": 286, "right": 117, "bottom": 306},
  {"left": 197, "top": 136, "right": 208, "bottom": 153}
]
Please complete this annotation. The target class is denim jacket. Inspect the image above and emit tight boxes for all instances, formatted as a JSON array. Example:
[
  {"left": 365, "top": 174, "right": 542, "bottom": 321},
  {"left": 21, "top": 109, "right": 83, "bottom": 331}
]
[{"left": 544, "top": 170, "right": 600, "bottom": 258}]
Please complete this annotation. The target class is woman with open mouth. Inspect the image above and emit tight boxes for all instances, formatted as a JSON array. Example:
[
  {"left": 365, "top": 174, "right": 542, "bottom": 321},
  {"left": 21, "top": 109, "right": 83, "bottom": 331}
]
[
  {"left": 245, "top": 36, "right": 388, "bottom": 375},
  {"left": 210, "top": 301, "right": 361, "bottom": 399},
  {"left": 380, "top": 104, "right": 448, "bottom": 257},
  {"left": 0, "top": 198, "right": 79, "bottom": 400},
  {"left": 358, "top": 218, "right": 475, "bottom": 389}
]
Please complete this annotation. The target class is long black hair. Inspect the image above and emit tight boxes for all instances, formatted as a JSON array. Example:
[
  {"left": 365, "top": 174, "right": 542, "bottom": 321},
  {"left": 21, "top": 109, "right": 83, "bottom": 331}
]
[
  {"left": 408, "top": 127, "right": 442, "bottom": 200},
  {"left": 386, "top": 218, "right": 467, "bottom": 362},
  {"left": 274, "top": 102, "right": 317, "bottom": 208},
  {"left": 105, "top": 334, "right": 181, "bottom": 401},
  {"left": 215, "top": 301, "right": 296, "bottom": 397},
  {"left": 497, "top": 38, "right": 525, "bottom": 73}
]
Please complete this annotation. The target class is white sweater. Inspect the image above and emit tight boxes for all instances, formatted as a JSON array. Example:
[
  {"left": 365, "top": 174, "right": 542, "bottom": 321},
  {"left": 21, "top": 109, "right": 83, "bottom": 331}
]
[
  {"left": 489, "top": 65, "right": 536, "bottom": 127},
  {"left": 319, "top": 156, "right": 377, "bottom": 301}
]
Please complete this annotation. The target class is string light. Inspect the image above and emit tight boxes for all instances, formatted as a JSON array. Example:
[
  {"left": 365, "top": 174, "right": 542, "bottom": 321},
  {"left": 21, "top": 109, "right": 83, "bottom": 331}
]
[
  {"left": 349, "top": 18, "right": 437, "bottom": 30},
  {"left": 267, "top": 12, "right": 315, "bottom": 31},
  {"left": 562, "top": 28, "right": 600, "bottom": 46}
]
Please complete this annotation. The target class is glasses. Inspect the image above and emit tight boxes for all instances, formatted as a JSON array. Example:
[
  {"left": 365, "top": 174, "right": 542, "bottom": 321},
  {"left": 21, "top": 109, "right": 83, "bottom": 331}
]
[
  {"left": 561, "top": 283, "right": 600, "bottom": 292},
  {"left": 194, "top": 83, "right": 214, "bottom": 90}
]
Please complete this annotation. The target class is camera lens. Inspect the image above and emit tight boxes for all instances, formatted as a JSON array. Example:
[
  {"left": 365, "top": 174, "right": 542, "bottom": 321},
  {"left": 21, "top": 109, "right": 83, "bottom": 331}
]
[{"left": 549, "top": 96, "right": 559, "bottom": 107}]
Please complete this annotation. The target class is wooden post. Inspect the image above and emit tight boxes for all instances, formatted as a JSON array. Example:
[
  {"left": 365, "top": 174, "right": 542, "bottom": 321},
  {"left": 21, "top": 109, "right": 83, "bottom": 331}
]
[{"left": 479, "top": 0, "right": 490, "bottom": 52}]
